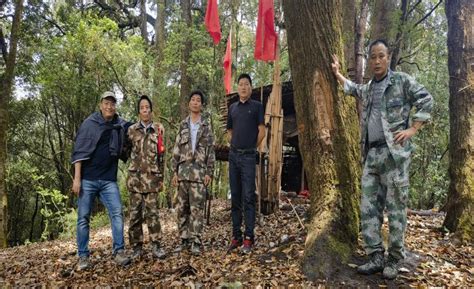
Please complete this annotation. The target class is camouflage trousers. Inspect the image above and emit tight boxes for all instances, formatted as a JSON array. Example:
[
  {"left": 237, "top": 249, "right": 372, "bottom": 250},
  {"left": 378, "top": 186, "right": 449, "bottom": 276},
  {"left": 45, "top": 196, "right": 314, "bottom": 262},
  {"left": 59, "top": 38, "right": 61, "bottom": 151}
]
[
  {"left": 361, "top": 145, "right": 410, "bottom": 260},
  {"left": 176, "top": 181, "right": 206, "bottom": 244},
  {"left": 128, "top": 192, "right": 161, "bottom": 247}
]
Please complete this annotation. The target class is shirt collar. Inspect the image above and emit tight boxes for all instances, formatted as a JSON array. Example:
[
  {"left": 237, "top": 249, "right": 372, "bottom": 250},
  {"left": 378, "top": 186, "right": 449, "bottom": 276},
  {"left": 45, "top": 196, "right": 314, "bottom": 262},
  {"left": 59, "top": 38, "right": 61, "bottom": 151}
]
[
  {"left": 139, "top": 121, "right": 154, "bottom": 131},
  {"left": 188, "top": 115, "right": 201, "bottom": 126}
]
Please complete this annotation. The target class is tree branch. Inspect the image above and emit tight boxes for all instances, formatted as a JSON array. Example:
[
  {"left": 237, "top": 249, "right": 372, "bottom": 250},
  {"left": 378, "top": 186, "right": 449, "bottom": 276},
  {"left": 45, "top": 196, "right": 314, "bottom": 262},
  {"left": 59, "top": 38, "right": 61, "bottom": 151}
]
[
  {"left": 147, "top": 13, "right": 156, "bottom": 27},
  {"left": 39, "top": 14, "right": 66, "bottom": 36},
  {"left": 398, "top": 59, "right": 422, "bottom": 71},
  {"left": 101, "top": 55, "right": 140, "bottom": 98},
  {"left": 93, "top": 0, "right": 115, "bottom": 12},
  {"left": 407, "top": 0, "right": 422, "bottom": 17},
  {"left": 414, "top": 0, "right": 443, "bottom": 27}
]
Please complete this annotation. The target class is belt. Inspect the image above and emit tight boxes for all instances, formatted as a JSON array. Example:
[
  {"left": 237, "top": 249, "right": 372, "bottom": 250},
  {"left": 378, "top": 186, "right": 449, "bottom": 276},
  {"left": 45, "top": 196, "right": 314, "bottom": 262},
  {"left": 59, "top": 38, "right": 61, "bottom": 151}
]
[
  {"left": 230, "top": 146, "right": 256, "bottom": 154},
  {"left": 368, "top": 140, "right": 387, "bottom": 149}
]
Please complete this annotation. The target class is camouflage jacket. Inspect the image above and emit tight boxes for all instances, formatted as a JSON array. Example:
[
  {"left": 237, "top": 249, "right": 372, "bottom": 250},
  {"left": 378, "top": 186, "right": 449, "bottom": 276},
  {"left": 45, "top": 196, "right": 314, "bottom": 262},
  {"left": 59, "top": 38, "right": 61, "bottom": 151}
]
[
  {"left": 171, "top": 116, "right": 215, "bottom": 183},
  {"left": 126, "top": 122, "right": 164, "bottom": 193},
  {"left": 344, "top": 70, "right": 433, "bottom": 166}
]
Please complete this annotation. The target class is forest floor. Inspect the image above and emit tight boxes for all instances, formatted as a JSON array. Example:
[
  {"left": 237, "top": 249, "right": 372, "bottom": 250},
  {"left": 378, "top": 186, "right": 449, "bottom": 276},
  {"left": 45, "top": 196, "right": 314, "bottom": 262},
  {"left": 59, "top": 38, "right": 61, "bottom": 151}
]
[{"left": 0, "top": 195, "right": 472, "bottom": 287}]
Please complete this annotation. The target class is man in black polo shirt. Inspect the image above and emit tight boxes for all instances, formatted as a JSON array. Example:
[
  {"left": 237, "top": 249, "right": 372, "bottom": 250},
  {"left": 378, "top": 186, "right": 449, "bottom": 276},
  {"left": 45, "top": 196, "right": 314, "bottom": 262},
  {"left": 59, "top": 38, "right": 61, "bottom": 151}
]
[{"left": 226, "top": 73, "right": 265, "bottom": 254}]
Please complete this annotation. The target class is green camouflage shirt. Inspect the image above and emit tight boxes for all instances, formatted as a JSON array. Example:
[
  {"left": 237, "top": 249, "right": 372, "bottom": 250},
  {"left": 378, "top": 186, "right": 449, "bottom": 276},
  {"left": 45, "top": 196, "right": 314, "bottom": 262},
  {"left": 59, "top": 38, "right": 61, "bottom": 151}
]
[
  {"left": 344, "top": 70, "right": 434, "bottom": 166},
  {"left": 171, "top": 116, "right": 216, "bottom": 183},
  {"left": 126, "top": 122, "right": 164, "bottom": 193}
]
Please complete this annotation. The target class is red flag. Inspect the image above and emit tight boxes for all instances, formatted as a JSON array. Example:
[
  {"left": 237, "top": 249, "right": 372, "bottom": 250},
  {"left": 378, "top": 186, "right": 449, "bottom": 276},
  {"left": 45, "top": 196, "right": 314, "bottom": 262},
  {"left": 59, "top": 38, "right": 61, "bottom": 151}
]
[
  {"left": 223, "top": 31, "right": 232, "bottom": 94},
  {"left": 254, "top": 0, "right": 278, "bottom": 61},
  {"left": 204, "top": 0, "right": 221, "bottom": 45}
]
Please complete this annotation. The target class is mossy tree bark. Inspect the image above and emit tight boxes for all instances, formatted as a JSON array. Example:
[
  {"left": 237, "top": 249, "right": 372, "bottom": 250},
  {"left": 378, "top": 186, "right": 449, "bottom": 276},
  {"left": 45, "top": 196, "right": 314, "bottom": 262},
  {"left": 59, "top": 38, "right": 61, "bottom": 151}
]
[
  {"left": 282, "top": 0, "right": 361, "bottom": 279},
  {"left": 0, "top": 0, "right": 24, "bottom": 248},
  {"left": 443, "top": 0, "right": 474, "bottom": 243}
]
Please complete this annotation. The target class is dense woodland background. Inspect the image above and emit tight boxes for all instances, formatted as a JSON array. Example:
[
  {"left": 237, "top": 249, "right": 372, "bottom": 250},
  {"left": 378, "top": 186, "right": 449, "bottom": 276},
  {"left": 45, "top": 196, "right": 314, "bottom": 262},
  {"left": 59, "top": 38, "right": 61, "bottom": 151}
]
[{"left": 0, "top": 1, "right": 472, "bottom": 281}]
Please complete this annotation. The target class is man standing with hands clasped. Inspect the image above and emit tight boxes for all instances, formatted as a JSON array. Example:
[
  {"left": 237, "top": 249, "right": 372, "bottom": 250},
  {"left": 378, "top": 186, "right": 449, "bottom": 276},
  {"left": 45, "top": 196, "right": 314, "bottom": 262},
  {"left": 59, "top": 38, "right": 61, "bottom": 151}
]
[{"left": 331, "top": 39, "right": 433, "bottom": 279}]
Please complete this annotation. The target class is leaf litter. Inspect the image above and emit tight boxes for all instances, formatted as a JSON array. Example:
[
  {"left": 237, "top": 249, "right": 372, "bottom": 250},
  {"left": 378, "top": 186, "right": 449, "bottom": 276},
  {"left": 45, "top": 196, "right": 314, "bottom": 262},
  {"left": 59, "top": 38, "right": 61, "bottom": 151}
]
[{"left": 0, "top": 197, "right": 472, "bottom": 287}]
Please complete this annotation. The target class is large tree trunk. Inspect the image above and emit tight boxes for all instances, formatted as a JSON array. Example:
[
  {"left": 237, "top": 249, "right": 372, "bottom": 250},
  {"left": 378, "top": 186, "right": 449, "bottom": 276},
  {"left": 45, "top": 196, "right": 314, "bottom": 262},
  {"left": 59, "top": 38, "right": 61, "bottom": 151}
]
[
  {"left": 371, "top": 0, "right": 397, "bottom": 42},
  {"left": 0, "top": 0, "right": 24, "bottom": 248},
  {"left": 179, "top": 0, "right": 192, "bottom": 118},
  {"left": 283, "top": 0, "right": 361, "bottom": 279},
  {"left": 443, "top": 0, "right": 474, "bottom": 242}
]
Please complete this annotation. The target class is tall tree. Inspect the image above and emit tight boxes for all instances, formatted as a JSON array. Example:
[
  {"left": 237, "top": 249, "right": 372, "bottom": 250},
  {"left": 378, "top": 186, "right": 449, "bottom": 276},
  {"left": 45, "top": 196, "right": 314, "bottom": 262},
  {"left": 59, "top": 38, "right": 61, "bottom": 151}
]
[
  {"left": 153, "top": 0, "right": 166, "bottom": 104},
  {"left": 370, "top": 0, "right": 397, "bottom": 42},
  {"left": 282, "top": 0, "right": 361, "bottom": 279},
  {"left": 354, "top": 0, "right": 369, "bottom": 83},
  {"left": 443, "top": 0, "right": 473, "bottom": 242},
  {"left": 140, "top": 0, "right": 148, "bottom": 44},
  {"left": 179, "top": 0, "right": 192, "bottom": 118},
  {"left": 390, "top": 0, "right": 409, "bottom": 70},
  {"left": 0, "top": 0, "right": 24, "bottom": 248}
]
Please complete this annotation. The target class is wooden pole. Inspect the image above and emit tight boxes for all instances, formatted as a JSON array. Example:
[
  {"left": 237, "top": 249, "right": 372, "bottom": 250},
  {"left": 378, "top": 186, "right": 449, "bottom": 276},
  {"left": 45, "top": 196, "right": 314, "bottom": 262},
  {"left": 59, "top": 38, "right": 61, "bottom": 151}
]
[{"left": 266, "top": 50, "right": 283, "bottom": 214}]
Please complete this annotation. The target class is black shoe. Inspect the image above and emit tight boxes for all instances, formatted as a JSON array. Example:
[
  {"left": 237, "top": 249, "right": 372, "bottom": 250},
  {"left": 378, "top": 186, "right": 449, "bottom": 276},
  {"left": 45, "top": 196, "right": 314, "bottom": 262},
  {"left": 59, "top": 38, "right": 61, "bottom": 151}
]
[
  {"left": 77, "top": 256, "right": 91, "bottom": 270},
  {"left": 190, "top": 242, "right": 201, "bottom": 256},
  {"left": 152, "top": 243, "right": 166, "bottom": 259},
  {"left": 383, "top": 255, "right": 400, "bottom": 279},
  {"left": 114, "top": 249, "right": 131, "bottom": 266},
  {"left": 174, "top": 239, "right": 190, "bottom": 253},
  {"left": 131, "top": 246, "right": 143, "bottom": 259},
  {"left": 357, "top": 251, "right": 384, "bottom": 275}
]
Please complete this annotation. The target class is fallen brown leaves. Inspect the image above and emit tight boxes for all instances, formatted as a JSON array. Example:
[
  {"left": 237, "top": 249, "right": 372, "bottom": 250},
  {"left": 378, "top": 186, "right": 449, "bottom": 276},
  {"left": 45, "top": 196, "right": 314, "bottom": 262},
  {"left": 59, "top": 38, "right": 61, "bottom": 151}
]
[{"left": 0, "top": 199, "right": 472, "bottom": 287}]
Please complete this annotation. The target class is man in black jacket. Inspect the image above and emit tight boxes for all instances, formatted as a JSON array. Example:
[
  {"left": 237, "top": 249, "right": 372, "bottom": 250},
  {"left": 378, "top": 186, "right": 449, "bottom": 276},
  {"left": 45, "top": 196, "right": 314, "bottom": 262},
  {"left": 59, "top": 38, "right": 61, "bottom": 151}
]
[{"left": 71, "top": 91, "right": 131, "bottom": 270}]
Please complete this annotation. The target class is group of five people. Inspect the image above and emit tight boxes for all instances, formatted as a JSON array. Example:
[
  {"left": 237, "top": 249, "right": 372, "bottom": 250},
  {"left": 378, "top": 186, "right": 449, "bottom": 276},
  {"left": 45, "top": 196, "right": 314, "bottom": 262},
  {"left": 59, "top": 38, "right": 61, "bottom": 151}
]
[{"left": 71, "top": 40, "right": 433, "bottom": 280}]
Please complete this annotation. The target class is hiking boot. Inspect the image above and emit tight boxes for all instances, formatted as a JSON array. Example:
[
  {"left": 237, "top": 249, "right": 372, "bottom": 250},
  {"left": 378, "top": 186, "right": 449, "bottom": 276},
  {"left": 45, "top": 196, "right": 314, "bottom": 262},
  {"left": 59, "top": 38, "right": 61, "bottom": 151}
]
[
  {"left": 227, "top": 239, "right": 242, "bottom": 252},
  {"left": 190, "top": 242, "right": 201, "bottom": 256},
  {"left": 77, "top": 256, "right": 90, "bottom": 270},
  {"left": 241, "top": 237, "right": 253, "bottom": 255},
  {"left": 383, "top": 256, "right": 400, "bottom": 279},
  {"left": 174, "top": 239, "right": 190, "bottom": 253},
  {"left": 152, "top": 243, "right": 166, "bottom": 259},
  {"left": 131, "top": 246, "right": 143, "bottom": 259},
  {"left": 357, "top": 252, "right": 384, "bottom": 275},
  {"left": 114, "top": 249, "right": 131, "bottom": 266}
]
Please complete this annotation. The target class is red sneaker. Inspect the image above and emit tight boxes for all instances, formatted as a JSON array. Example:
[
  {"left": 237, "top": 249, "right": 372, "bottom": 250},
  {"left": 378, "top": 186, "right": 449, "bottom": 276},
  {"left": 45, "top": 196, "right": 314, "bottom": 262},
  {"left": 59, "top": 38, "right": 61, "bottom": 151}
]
[
  {"left": 228, "top": 239, "right": 242, "bottom": 252},
  {"left": 242, "top": 238, "right": 253, "bottom": 254}
]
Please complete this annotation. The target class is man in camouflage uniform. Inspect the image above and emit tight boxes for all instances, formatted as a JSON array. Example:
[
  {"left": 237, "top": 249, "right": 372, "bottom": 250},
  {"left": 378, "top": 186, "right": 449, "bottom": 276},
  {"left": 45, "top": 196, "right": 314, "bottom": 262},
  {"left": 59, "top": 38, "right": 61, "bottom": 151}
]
[
  {"left": 171, "top": 90, "right": 215, "bottom": 256},
  {"left": 332, "top": 39, "right": 433, "bottom": 279},
  {"left": 126, "top": 95, "right": 166, "bottom": 259}
]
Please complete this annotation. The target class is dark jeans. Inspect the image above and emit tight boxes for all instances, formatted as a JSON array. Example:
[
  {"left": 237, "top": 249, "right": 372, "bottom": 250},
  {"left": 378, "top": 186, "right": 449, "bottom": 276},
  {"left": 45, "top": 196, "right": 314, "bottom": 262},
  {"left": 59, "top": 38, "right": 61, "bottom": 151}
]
[{"left": 229, "top": 150, "right": 256, "bottom": 241}]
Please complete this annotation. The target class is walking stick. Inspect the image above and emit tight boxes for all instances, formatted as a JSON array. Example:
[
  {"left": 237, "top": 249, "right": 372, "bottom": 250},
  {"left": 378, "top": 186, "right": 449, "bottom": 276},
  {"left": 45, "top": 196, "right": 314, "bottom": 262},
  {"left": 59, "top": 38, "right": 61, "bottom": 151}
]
[{"left": 205, "top": 186, "right": 212, "bottom": 226}]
